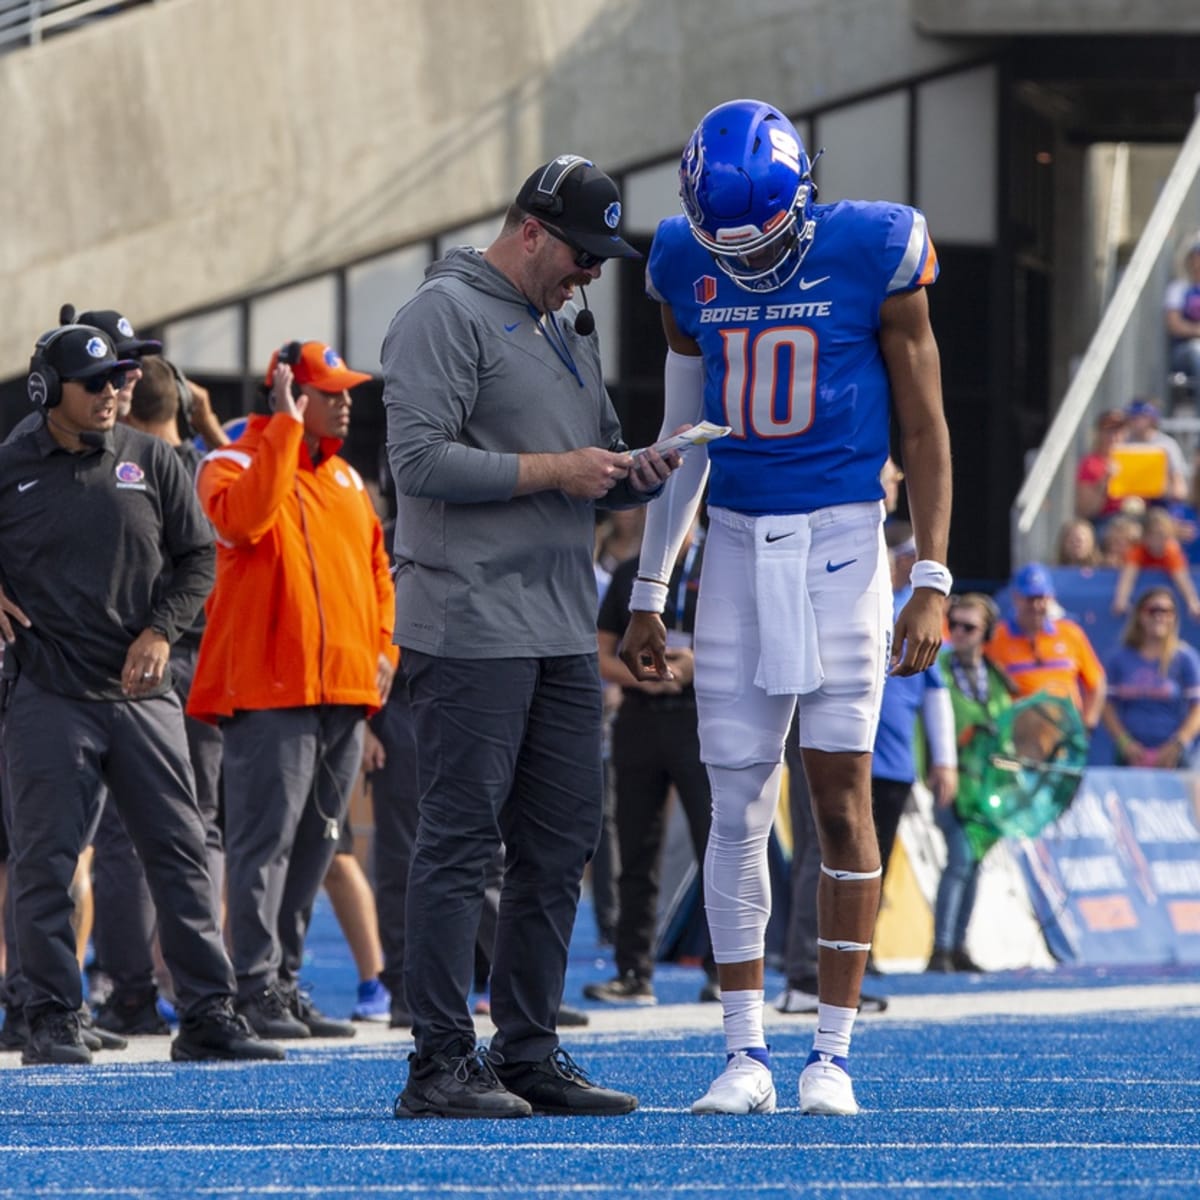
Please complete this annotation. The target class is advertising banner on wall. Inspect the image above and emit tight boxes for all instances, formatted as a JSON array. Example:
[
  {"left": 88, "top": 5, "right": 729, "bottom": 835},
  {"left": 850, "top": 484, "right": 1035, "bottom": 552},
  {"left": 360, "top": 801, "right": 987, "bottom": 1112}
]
[{"left": 1017, "top": 769, "right": 1200, "bottom": 964}]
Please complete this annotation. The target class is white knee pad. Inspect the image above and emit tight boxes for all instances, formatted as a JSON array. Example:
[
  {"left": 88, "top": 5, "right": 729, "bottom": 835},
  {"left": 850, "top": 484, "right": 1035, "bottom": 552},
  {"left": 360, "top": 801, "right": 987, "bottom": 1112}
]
[{"left": 704, "top": 761, "right": 782, "bottom": 964}]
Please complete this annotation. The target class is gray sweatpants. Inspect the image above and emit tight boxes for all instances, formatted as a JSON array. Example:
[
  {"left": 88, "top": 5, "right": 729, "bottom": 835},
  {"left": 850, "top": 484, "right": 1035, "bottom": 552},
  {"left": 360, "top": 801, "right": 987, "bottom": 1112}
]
[{"left": 220, "top": 705, "right": 364, "bottom": 999}]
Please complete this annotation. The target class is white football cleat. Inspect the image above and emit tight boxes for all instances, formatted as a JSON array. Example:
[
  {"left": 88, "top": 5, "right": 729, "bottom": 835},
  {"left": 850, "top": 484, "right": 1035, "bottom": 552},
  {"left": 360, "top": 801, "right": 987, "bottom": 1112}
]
[
  {"left": 691, "top": 1050, "right": 777, "bottom": 1115},
  {"left": 799, "top": 1051, "right": 859, "bottom": 1115}
]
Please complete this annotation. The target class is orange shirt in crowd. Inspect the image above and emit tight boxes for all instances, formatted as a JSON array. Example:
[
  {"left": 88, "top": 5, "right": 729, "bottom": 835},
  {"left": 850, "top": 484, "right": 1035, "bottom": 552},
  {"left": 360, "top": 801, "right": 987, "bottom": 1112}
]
[
  {"left": 188, "top": 414, "right": 397, "bottom": 724},
  {"left": 1126, "top": 536, "right": 1187, "bottom": 573},
  {"left": 985, "top": 616, "right": 1105, "bottom": 714}
]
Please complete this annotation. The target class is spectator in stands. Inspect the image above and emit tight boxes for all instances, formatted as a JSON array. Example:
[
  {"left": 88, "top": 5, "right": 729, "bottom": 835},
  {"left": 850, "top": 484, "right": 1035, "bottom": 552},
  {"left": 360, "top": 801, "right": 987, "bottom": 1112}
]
[
  {"left": 880, "top": 455, "right": 904, "bottom": 517},
  {"left": 1075, "top": 409, "right": 1128, "bottom": 525},
  {"left": 1056, "top": 517, "right": 1101, "bottom": 568},
  {"left": 586, "top": 520, "right": 719, "bottom": 1007},
  {"left": 986, "top": 563, "right": 1106, "bottom": 733},
  {"left": 1123, "top": 398, "right": 1189, "bottom": 502},
  {"left": 1112, "top": 506, "right": 1200, "bottom": 619},
  {"left": 1102, "top": 587, "right": 1200, "bottom": 767},
  {"left": 189, "top": 340, "right": 396, "bottom": 1043},
  {"left": 1099, "top": 513, "right": 1144, "bottom": 568},
  {"left": 1164, "top": 235, "right": 1200, "bottom": 401},
  {"left": 927, "top": 594, "right": 1016, "bottom": 973}
]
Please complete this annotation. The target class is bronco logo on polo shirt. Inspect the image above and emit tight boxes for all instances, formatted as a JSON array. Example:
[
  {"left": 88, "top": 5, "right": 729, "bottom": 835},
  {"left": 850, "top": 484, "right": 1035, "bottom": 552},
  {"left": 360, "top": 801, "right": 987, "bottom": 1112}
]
[{"left": 114, "top": 461, "right": 147, "bottom": 490}]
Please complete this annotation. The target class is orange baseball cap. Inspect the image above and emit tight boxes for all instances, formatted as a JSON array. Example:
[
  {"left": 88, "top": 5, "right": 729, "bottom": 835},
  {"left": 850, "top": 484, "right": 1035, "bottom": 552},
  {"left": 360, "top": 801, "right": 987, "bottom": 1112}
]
[{"left": 264, "top": 341, "right": 372, "bottom": 391}]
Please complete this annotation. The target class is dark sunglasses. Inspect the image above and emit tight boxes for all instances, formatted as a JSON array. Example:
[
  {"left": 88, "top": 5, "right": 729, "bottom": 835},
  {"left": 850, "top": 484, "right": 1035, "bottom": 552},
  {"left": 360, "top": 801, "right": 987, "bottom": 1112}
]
[
  {"left": 1142, "top": 605, "right": 1176, "bottom": 617},
  {"left": 69, "top": 370, "right": 129, "bottom": 395},
  {"left": 948, "top": 619, "right": 983, "bottom": 634},
  {"left": 539, "top": 222, "right": 607, "bottom": 271}
]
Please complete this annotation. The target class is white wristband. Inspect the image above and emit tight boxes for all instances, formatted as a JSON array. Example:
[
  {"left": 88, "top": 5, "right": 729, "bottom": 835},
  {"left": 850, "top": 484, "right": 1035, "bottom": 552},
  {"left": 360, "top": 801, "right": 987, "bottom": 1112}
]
[
  {"left": 629, "top": 578, "right": 669, "bottom": 613},
  {"left": 911, "top": 559, "right": 953, "bottom": 596}
]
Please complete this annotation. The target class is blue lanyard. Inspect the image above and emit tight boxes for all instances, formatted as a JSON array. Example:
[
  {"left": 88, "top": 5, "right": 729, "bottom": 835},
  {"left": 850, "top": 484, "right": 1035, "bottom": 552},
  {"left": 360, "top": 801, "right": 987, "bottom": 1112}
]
[{"left": 531, "top": 306, "right": 584, "bottom": 389}]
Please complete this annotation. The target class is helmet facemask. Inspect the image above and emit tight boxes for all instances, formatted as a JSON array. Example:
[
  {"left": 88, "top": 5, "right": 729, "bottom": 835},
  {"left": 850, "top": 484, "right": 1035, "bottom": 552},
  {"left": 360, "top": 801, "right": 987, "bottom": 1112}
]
[{"left": 679, "top": 100, "right": 817, "bottom": 294}]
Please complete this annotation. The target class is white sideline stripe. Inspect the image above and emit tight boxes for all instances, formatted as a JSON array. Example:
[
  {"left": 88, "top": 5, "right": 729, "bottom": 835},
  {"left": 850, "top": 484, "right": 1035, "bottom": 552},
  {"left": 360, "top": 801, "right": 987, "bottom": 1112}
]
[{"left": 3, "top": 1141, "right": 1199, "bottom": 1154}]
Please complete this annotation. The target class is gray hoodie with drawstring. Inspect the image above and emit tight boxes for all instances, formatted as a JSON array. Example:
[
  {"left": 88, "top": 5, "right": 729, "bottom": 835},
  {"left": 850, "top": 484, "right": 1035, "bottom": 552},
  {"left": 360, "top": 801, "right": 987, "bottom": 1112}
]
[{"left": 381, "top": 246, "right": 648, "bottom": 659}]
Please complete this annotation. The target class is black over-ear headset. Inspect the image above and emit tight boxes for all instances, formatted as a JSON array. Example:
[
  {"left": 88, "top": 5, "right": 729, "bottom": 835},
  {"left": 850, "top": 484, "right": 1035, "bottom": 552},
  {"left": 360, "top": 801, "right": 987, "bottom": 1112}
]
[
  {"left": 164, "top": 358, "right": 194, "bottom": 429},
  {"left": 523, "top": 157, "right": 599, "bottom": 336},
  {"left": 27, "top": 324, "right": 103, "bottom": 410},
  {"left": 524, "top": 155, "right": 590, "bottom": 217}
]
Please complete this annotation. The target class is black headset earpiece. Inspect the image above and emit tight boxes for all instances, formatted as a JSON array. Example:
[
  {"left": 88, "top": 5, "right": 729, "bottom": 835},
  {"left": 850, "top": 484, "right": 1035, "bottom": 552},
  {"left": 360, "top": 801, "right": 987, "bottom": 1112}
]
[
  {"left": 165, "top": 358, "right": 193, "bottom": 429},
  {"left": 526, "top": 155, "right": 590, "bottom": 218},
  {"left": 27, "top": 323, "right": 95, "bottom": 410}
]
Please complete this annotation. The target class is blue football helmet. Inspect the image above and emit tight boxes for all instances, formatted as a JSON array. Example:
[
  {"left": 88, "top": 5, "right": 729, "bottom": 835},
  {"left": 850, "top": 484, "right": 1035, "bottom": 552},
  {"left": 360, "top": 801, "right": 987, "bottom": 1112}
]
[{"left": 679, "top": 98, "right": 816, "bottom": 293}]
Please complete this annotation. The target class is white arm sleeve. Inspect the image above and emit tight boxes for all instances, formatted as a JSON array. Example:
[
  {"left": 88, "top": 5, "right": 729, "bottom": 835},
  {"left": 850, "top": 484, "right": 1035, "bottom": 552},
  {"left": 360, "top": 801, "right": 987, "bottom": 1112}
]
[
  {"left": 922, "top": 685, "right": 958, "bottom": 769},
  {"left": 632, "top": 351, "right": 709, "bottom": 606}
]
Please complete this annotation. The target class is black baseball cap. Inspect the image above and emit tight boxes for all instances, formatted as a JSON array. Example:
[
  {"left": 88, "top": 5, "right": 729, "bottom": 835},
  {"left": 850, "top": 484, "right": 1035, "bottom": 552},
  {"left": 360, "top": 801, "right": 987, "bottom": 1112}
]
[
  {"left": 74, "top": 309, "right": 162, "bottom": 358},
  {"left": 516, "top": 156, "right": 640, "bottom": 261},
  {"left": 42, "top": 326, "right": 138, "bottom": 381}
]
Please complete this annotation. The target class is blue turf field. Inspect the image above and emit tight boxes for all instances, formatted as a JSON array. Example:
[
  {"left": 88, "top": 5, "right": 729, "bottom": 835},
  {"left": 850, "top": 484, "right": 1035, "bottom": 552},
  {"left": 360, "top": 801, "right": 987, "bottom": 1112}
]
[{"left": 2, "top": 896, "right": 1198, "bottom": 1199}]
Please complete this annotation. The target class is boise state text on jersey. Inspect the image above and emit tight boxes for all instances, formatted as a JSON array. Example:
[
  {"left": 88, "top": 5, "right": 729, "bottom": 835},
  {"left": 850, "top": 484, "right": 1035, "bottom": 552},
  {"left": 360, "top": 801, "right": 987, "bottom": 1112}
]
[{"left": 647, "top": 199, "right": 938, "bottom": 516}]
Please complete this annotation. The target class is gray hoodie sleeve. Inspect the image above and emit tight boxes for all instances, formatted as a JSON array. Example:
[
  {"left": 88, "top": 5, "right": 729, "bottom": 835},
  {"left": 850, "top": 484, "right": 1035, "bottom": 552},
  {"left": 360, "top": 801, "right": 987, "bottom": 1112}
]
[{"left": 382, "top": 289, "right": 521, "bottom": 503}]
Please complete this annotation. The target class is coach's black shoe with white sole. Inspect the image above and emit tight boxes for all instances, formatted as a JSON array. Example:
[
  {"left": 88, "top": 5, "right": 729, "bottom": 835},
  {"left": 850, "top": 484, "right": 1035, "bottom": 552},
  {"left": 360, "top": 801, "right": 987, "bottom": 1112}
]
[{"left": 395, "top": 1046, "right": 532, "bottom": 1119}]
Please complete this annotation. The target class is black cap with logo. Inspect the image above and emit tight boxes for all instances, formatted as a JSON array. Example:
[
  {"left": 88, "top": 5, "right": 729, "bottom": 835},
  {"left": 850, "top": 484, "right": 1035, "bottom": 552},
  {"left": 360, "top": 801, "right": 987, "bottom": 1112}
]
[{"left": 516, "top": 155, "right": 640, "bottom": 261}]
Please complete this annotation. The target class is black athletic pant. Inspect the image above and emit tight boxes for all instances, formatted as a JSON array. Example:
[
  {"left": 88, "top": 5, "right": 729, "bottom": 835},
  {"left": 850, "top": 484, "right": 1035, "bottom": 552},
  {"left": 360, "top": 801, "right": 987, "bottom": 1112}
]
[{"left": 402, "top": 650, "right": 603, "bottom": 1065}]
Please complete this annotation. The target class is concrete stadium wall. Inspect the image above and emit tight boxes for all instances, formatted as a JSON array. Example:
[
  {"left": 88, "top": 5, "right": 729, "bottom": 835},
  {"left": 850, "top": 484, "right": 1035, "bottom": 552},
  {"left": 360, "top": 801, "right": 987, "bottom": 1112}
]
[{"left": 0, "top": 0, "right": 989, "bottom": 378}]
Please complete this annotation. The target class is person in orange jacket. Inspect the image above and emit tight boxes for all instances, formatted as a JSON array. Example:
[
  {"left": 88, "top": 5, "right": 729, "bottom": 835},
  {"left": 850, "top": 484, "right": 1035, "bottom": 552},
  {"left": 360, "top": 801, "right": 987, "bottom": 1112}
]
[{"left": 188, "top": 340, "right": 397, "bottom": 1042}]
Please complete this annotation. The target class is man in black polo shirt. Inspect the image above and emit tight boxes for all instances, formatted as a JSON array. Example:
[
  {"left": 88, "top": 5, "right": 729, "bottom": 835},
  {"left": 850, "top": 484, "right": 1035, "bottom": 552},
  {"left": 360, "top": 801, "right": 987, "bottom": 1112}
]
[{"left": 0, "top": 324, "right": 283, "bottom": 1066}]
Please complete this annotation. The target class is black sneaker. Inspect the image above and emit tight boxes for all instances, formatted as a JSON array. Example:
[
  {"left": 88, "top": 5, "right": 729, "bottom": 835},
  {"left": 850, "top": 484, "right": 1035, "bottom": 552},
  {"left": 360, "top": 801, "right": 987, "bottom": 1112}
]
[
  {"left": 94, "top": 987, "right": 169, "bottom": 1036},
  {"left": 284, "top": 985, "right": 356, "bottom": 1039},
  {"left": 22, "top": 1008, "right": 92, "bottom": 1065},
  {"left": 171, "top": 999, "right": 286, "bottom": 1062},
  {"left": 389, "top": 1003, "right": 413, "bottom": 1030},
  {"left": 925, "top": 949, "right": 955, "bottom": 973},
  {"left": 775, "top": 975, "right": 888, "bottom": 1014},
  {"left": 582, "top": 972, "right": 656, "bottom": 1006},
  {"left": 0, "top": 1006, "right": 28, "bottom": 1051},
  {"left": 556, "top": 1003, "right": 590, "bottom": 1027},
  {"left": 395, "top": 1045, "right": 532, "bottom": 1119},
  {"left": 491, "top": 1047, "right": 638, "bottom": 1116},
  {"left": 78, "top": 1005, "right": 128, "bottom": 1052},
  {"left": 952, "top": 948, "right": 985, "bottom": 973},
  {"left": 237, "top": 982, "right": 311, "bottom": 1039}
]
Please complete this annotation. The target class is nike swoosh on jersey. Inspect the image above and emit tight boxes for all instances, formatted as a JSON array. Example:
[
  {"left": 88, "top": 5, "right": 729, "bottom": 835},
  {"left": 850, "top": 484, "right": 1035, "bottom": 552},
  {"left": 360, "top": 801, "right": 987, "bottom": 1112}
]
[
  {"left": 797, "top": 275, "right": 830, "bottom": 291},
  {"left": 765, "top": 531, "right": 796, "bottom": 543},
  {"left": 826, "top": 558, "right": 857, "bottom": 572},
  {"left": 504, "top": 322, "right": 521, "bottom": 332},
  {"left": 17, "top": 480, "right": 37, "bottom": 493}
]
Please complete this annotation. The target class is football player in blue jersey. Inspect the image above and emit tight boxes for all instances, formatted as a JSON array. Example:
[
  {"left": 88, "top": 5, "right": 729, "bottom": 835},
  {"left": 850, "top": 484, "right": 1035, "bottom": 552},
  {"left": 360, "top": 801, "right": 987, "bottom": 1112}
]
[{"left": 619, "top": 98, "right": 953, "bottom": 1116}]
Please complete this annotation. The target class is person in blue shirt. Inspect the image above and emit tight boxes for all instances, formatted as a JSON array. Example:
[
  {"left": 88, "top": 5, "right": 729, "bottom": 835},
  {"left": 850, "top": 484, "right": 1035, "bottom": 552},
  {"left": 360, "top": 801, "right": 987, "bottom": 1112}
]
[
  {"left": 870, "top": 528, "right": 958, "bottom": 889},
  {"left": 1102, "top": 587, "right": 1200, "bottom": 767},
  {"left": 619, "top": 98, "right": 953, "bottom": 1118}
]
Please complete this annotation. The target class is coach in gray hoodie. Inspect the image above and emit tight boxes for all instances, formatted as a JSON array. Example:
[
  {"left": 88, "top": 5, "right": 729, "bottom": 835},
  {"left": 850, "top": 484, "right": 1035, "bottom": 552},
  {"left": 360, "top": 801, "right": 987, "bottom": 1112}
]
[{"left": 383, "top": 156, "right": 679, "bottom": 1119}]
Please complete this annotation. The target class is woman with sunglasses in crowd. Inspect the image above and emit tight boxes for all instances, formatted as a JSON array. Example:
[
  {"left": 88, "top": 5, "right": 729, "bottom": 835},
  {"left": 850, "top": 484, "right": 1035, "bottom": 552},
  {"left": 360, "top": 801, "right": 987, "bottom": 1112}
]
[
  {"left": 927, "top": 594, "right": 1018, "bottom": 973},
  {"left": 1103, "top": 587, "right": 1200, "bottom": 768}
]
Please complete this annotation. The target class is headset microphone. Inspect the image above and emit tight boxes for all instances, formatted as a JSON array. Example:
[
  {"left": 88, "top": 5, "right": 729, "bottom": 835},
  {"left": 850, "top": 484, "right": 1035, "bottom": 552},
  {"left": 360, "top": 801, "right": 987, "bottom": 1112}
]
[
  {"left": 59, "top": 303, "right": 76, "bottom": 326},
  {"left": 573, "top": 286, "right": 595, "bottom": 336}
]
